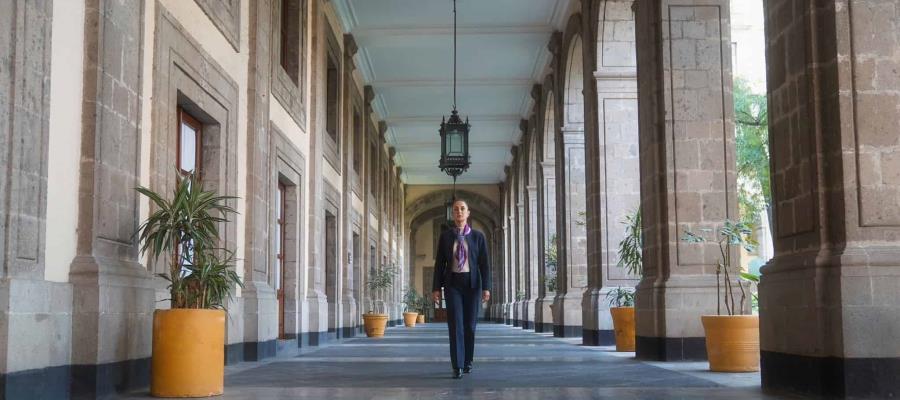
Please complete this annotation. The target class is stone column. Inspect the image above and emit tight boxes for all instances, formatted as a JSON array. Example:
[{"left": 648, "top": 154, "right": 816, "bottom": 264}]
[
  {"left": 0, "top": 1, "right": 75, "bottom": 397},
  {"left": 582, "top": 0, "right": 642, "bottom": 346},
  {"left": 243, "top": 0, "right": 277, "bottom": 358},
  {"left": 759, "top": 1, "right": 900, "bottom": 397},
  {"left": 536, "top": 162, "right": 557, "bottom": 333},
  {"left": 67, "top": 0, "right": 158, "bottom": 396},
  {"left": 525, "top": 184, "right": 539, "bottom": 330},
  {"left": 516, "top": 198, "right": 527, "bottom": 327},
  {"left": 305, "top": 0, "right": 329, "bottom": 345},
  {"left": 553, "top": 122, "right": 587, "bottom": 338},
  {"left": 339, "top": 34, "right": 358, "bottom": 339},
  {"left": 633, "top": 0, "right": 737, "bottom": 361}
]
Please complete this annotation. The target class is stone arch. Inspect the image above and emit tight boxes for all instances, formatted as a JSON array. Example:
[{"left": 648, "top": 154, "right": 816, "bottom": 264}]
[
  {"left": 405, "top": 189, "right": 501, "bottom": 230},
  {"left": 551, "top": 13, "right": 589, "bottom": 337},
  {"left": 534, "top": 74, "right": 560, "bottom": 333},
  {"left": 406, "top": 192, "right": 499, "bottom": 308}
]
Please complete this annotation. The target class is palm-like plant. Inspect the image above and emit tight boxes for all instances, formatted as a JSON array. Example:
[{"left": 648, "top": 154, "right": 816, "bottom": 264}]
[
  {"left": 135, "top": 172, "right": 241, "bottom": 309},
  {"left": 366, "top": 264, "right": 396, "bottom": 314},
  {"left": 606, "top": 286, "right": 635, "bottom": 307},
  {"left": 617, "top": 210, "right": 642, "bottom": 277},
  {"left": 682, "top": 220, "right": 757, "bottom": 316}
]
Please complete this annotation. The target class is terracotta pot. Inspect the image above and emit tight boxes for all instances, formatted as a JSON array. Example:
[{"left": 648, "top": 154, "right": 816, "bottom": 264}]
[
  {"left": 416, "top": 314, "right": 425, "bottom": 324},
  {"left": 701, "top": 315, "right": 760, "bottom": 372},
  {"left": 151, "top": 309, "right": 225, "bottom": 397},
  {"left": 403, "top": 312, "right": 418, "bottom": 327},
  {"left": 363, "top": 313, "right": 389, "bottom": 337},
  {"left": 610, "top": 307, "right": 635, "bottom": 352}
]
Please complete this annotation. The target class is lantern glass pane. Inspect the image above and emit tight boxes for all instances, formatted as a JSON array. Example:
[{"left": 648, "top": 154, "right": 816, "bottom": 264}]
[{"left": 448, "top": 131, "right": 463, "bottom": 156}]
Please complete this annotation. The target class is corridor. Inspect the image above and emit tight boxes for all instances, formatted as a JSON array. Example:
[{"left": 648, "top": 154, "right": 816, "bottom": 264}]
[{"left": 129, "top": 324, "right": 782, "bottom": 399}]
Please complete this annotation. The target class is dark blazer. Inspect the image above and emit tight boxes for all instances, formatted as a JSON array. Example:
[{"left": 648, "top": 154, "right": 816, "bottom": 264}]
[{"left": 432, "top": 226, "right": 492, "bottom": 292}]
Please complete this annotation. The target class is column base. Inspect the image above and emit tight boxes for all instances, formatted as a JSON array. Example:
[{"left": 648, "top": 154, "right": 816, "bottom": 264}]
[
  {"left": 635, "top": 335, "right": 707, "bottom": 361},
  {"left": 762, "top": 351, "right": 900, "bottom": 398},
  {"left": 535, "top": 322, "right": 554, "bottom": 333},
  {"left": 553, "top": 324, "right": 583, "bottom": 338},
  {"left": 583, "top": 329, "right": 616, "bottom": 346}
]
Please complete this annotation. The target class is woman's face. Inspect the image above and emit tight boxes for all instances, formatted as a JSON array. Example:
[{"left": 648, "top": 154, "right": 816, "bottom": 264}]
[{"left": 452, "top": 200, "right": 470, "bottom": 226}]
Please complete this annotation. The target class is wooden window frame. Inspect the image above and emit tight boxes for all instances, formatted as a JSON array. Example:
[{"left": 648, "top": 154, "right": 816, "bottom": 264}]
[{"left": 177, "top": 107, "right": 203, "bottom": 177}]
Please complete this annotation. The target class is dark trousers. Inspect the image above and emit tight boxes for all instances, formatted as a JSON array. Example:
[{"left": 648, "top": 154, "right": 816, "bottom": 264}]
[{"left": 444, "top": 272, "right": 481, "bottom": 370}]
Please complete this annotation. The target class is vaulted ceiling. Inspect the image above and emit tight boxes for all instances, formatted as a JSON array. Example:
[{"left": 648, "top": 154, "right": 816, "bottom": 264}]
[{"left": 331, "top": 0, "right": 572, "bottom": 184}]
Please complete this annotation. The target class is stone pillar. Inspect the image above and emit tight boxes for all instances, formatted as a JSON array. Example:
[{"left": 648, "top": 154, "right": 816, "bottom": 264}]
[
  {"left": 582, "top": 0, "right": 641, "bottom": 346},
  {"left": 339, "top": 33, "right": 358, "bottom": 339},
  {"left": 516, "top": 199, "right": 527, "bottom": 327},
  {"left": 305, "top": 0, "right": 329, "bottom": 345},
  {"left": 633, "top": 0, "right": 737, "bottom": 361},
  {"left": 0, "top": 2, "right": 75, "bottom": 398},
  {"left": 243, "top": 0, "right": 277, "bottom": 359},
  {"left": 759, "top": 1, "right": 900, "bottom": 397},
  {"left": 68, "top": 0, "right": 157, "bottom": 396},
  {"left": 553, "top": 122, "right": 587, "bottom": 338},
  {"left": 536, "top": 162, "right": 557, "bottom": 333},
  {"left": 525, "top": 184, "right": 539, "bottom": 330}
]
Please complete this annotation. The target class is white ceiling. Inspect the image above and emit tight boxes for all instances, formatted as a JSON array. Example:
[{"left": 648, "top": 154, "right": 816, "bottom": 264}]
[{"left": 331, "top": 0, "right": 571, "bottom": 184}]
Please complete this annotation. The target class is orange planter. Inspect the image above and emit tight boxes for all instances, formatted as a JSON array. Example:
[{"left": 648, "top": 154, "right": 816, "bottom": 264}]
[
  {"left": 363, "top": 313, "right": 388, "bottom": 337},
  {"left": 403, "top": 312, "right": 418, "bottom": 327},
  {"left": 416, "top": 314, "right": 425, "bottom": 324},
  {"left": 151, "top": 309, "right": 225, "bottom": 397},
  {"left": 610, "top": 307, "right": 635, "bottom": 352},
  {"left": 701, "top": 315, "right": 760, "bottom": 372}
]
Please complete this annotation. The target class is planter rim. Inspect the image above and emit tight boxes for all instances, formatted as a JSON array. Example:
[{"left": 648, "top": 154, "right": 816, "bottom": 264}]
[
  {"left": 609, "top": 306, "right": 634, "bottom": 310},
  {"left": 154, "top": 308, "right": 226, "bottom": 315}
]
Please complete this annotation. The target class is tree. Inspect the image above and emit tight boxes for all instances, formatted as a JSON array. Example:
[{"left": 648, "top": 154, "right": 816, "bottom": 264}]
[{"left": 733, "top": 78, "right": 770, "bottom": 226}]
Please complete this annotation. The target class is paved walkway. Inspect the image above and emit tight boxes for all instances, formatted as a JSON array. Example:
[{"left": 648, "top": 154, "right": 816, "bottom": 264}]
[{"left": 129, "top": 322, "right": 803, "bottom": 399}]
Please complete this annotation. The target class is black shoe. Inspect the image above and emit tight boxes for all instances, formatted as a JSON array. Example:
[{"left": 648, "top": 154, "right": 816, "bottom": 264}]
[
  {"left": 452, "top": 369, "right": 463, "bottom": 379},
  {"left": 463, "top": 363, "right": 473, "bottom": 373}
]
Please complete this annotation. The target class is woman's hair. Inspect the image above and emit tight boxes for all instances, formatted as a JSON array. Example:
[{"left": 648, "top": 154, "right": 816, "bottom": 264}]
[{"left": 451, "top": 198, "right": 469, "bottom": 209}]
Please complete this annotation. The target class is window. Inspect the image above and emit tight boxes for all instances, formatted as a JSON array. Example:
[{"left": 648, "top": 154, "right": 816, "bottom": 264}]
[
  {"left": 280, "top": 0, "right": 302, "bottom": 85},
  {"left": 325, "top": 57, "right": 339, "bottom": 142},
  {"left": 176, "top": 107, "right": 204, "bottom": 269},
  {"left": 369, "top": 142, "right": 377, "bottom": 197},
  {"left": 353, "top": 112, "right": 361, "bottom": 174},
  {"left": 276, "top": 182, "right": 286, "bottom": 338},
  {"left": 178, "top": 108, "right": 202, "bottom": 176}
]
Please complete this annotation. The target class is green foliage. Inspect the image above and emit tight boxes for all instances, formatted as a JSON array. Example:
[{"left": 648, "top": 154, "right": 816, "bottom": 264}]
[
  {"left": 734, "top": 78, "right": 771, "bottom": 225},
  {"left": 403, "top": 287, "right": 423, "bottom": 313},
  {"left": 740, "top": 271, "right": 760, "bottom": 314},
  {"left": 135, "top": 172, "right": 241, "bottom": 309},
  {"left": 606, "top": 286, "right": 635, "bottom": 308},
  {"left": 366, "top": 264, "right": 396, "bottom": 314},
  {"left": 515, "top": 291, "right": 526, "bottom": 301},
  {"left": 543, "top": 234, "right": 558, "bottom": 292},
  {"left": 681, "top": 220, "right": 758, "bottom": 316},
  {"left": 616, "top": 209, "right": 642, "bottom": 277}
]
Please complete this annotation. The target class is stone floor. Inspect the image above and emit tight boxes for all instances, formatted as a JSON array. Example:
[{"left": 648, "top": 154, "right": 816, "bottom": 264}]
[{"left": 128, "top": 322, "right": 808, "bottom": 399}]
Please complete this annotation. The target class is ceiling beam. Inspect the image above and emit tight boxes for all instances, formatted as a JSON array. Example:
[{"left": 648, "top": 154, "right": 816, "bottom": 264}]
[
  {"left": 384, "top": 114, "right": 522, "bottom": 124},
  {"left": 371, "top": 78, "right": 534, "bottom": 89},
  {"left": 352, "top": 25, "right": 554, "bottom": 38}
]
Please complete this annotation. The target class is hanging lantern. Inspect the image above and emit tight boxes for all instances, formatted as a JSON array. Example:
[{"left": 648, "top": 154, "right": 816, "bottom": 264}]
[
  {"left": 439, "top": 110, "right": 470, "bottom": 178},
  {"left": 437, "top": 0, "right": 471, "bottom": 180}
]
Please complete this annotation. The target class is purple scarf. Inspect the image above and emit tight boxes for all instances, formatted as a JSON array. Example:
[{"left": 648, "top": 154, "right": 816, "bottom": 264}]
[{"left": 455, "top": 224, "right": 471, "bottom": 272}]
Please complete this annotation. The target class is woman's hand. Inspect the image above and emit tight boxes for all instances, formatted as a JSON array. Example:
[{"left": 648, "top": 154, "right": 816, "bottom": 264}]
[{"left": 432, "top": 290, "right": 442, "bottom": 303}]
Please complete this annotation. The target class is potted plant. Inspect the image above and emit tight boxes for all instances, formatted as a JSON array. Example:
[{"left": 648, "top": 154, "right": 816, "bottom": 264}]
[
  {"left": 416, "top": 292, "right": 427, "bottom": 324},
  {"left": 682, "top": 220, "right": 759, "bottom": 372},
  {"left": 135, "top": 172, "right": 242, "bottom": 397},
  {"left": 363, "top": 264, "right": 396, "bottom": 337},
  {"left": 606, "top": 287, "right": 636, "bottom": 351},
  {"left": 402, "top": 288, "right": 420, "bottom": 327},
  {"left": 610, "top": 210, "right": 642, "bottom": 352}
]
